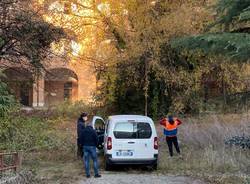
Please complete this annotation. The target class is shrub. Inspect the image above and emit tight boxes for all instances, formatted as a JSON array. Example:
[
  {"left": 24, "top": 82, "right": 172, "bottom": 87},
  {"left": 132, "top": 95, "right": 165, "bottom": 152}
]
[
  {"left": 0, "top": 115, "right": 71, "bottom": 151},
  {"left": 225, "top": 136, "right": 250, "bottom": 149},
  {"left": 0, "top": 80, "right": 16, "bottom": 117},
  {"left": 53, "top": 100, "right": 92, "bottom": 119}
]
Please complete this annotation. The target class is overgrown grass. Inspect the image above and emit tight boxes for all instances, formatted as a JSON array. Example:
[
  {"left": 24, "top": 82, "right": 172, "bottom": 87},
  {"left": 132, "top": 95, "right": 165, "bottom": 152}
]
[
  {"left": 2, "top": 101, "right": 249, "bottom": 184},
  {"left": 158, "top": 113, "right": 250, "bottom": 184},
  {"left": 52, "top": 100, "right": 93, "bottom": 119},
  {"left": 0, "top": 100, "right": 93, "bottom": 151},
  {"left": 21, "top": 112, "right": 249, "bottom": 184},
  {"left": 0, "top": 115, "right": 73, "bottom": 152}
]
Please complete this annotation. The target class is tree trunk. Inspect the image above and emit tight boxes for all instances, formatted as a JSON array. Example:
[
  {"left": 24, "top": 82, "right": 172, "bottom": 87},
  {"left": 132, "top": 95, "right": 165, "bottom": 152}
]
[
  {"left": 222, "top": 78, "right": 227, "bottom": 111},
  {"left": 144, "top": 52, "right": 152, "bottom": 116},
  {"left": 144, "top": 57, "right": 149, "bottom": 116}
]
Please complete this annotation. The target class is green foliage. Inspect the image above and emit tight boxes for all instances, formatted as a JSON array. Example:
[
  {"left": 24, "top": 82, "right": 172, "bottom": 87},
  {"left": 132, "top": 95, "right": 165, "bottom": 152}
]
[
  {"left": 97, "top": 0, "right": 248, "bottom": 117},
  {"left": 0, "top": 115, "right": 71, "bottom": 151},
  {"left": 98, "top": 59, "right": 145, "bottom": 115},
  {"left": 98, "top": 44, "right": 246, "bottom": 116},
  {"left": 0, "top": 0, "right": 66, "bottom": 68},
  {"left": 206, "top": 90, "right": 250, "bottom": 113},
  {"left": 150, "top": 84, "right": 160, "bottom": 120},
  {"left": 53, "top": 100, "right": 91, "bottom": 119},
  {"left": 96, "top": 0, "right": 211, "bottom": 116},
  {"left": 0, "top": 100, "right": 87, "bottom": 152},
  {"left": 13, "top": 11, "right": 65, "bottom": 67},
  {"left": 214, "top": 0, "right": 250, "bottom": 26},
  {"left": 97, "top": 48, "right": 202, "bottom": 116},
  {"left": 171, "top": 0, "right": 250, "bottom": 61},
  {"left": 0, "top": 79, "right": 16, "bottom": 117},
  {"left": 172, "top": 33, "right": 250, "bottom": 60},
  {"left": 239, "top": 7, "right": 250, "bottom": 21}
]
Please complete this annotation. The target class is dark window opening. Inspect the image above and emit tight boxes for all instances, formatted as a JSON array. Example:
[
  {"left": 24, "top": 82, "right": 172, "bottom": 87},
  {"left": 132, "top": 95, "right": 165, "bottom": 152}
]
[
  {"left": 20, "top": 86, "right": 29, "bottom": 106},
  {"left": 64, "top": 82, "right": 72, "bottom": 100},
  {"left": 95, "top": 119, "right": 105, "bottom": 132}
]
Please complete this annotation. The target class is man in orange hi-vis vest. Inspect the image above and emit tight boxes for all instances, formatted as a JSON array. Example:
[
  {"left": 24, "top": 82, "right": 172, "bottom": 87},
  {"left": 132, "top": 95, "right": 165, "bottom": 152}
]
[{"left": 160, "top": 115, "right": 182, "bottom": 157}]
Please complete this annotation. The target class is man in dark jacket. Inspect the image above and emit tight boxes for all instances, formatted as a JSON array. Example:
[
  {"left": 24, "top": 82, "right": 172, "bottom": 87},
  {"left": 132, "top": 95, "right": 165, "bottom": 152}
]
[
  {"left": 77, "top": 112, "right": 87, "bottom": 158},
  {"left": 79, "top": 121, "right": 101, "bottom": 178}
]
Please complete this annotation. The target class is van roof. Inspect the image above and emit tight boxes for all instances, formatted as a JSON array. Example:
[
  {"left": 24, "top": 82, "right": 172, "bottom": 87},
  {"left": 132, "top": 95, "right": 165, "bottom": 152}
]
[{"left": 108, "top": 115, "right": 153, "bottom": 122}]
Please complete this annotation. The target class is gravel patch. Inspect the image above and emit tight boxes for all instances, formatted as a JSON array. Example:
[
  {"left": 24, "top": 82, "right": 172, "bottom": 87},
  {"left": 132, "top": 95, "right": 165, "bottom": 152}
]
[{"left": 77, "top": 173, "right": 206, "bottom": 184}]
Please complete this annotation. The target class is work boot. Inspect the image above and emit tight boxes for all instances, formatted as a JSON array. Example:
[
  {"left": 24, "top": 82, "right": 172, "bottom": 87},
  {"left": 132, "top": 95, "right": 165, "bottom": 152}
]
[{"left": 94, "top": 174, "right": 101, "bottom": 178}]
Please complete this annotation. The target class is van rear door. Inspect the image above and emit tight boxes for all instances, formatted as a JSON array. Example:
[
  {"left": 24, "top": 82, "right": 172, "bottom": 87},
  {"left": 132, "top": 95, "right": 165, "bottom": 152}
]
[
  {"left": 92, "top": 116, "right": 105, "bottom": 149},
  {"left": 133, "top": 122, "right": 154, "bottom": 159},
  {"left": 112, "top": 121, "right": 154, "bottom": 159}
]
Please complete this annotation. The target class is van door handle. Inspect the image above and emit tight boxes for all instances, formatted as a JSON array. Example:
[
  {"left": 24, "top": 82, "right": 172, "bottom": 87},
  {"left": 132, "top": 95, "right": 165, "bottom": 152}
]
[{"left": 128, "top": 141, "right": 135, "bottom": 144}]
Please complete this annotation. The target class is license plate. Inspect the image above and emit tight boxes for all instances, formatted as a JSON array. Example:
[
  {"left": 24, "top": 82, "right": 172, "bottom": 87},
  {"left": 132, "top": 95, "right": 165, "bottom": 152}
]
[{"left": 116, "top": 150, "right": 134, "bottom": 156}]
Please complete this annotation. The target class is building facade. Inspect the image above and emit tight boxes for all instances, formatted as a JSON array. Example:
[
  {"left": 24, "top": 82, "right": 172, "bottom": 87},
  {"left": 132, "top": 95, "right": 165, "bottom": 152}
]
[{"left": 1, "top": 58, "right": 96, "bottom": 108}]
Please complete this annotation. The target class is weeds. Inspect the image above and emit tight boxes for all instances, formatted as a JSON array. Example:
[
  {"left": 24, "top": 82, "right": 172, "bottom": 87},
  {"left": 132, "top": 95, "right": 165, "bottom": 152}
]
[
  {"left": 52, "top": 100, "right": 92, "bottom": 119},
  {"left": 158, "top": 113, "right": 250, "bottom": 183},
  {"left": 0, "top": 115, "right": 72, "bottom": 152},
  {"left": 2, "top": 104, "right": 249, "bottom": 184}
]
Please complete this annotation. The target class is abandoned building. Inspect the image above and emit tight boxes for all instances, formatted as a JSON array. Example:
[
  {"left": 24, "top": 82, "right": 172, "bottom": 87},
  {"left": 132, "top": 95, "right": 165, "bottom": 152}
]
[
  {"left": 0, "top": 0, "right": 109, "bottom": 108},
  {"left": 1, "top": 58, "right": 96, "bottom": 108}
]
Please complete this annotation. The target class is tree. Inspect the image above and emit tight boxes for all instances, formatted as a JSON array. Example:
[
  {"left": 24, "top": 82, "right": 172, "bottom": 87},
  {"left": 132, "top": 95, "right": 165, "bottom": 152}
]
[
  {"left": 0, "top": 0, "right": 66, "bottom": 69},
  {"left": 97, "top": 0, "right": 215, "bottom": 116},
  {"left": 34, "top": 0, "right": 127, "bottom": 60},
  {"left": 171, "top": 0, "right": 250, "bottom": 61},
  {"left": 33, "top": 0, "right": 130, "bottom": 92},
  {"left": 170, "top": 0, "right": 250, "bottom": 111}
]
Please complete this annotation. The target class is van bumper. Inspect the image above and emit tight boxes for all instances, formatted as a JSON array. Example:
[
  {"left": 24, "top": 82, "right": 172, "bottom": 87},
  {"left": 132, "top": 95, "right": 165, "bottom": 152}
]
[{"left": 105, "top": 154, "right": 158, "bottom": 165}]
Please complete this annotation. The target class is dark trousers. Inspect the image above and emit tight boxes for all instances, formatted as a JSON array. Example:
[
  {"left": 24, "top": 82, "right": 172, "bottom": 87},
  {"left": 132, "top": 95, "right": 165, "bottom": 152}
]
[
  {"left": 166, "top": 136, "right": 180, "bottom": 156},
  {"left": 77, "top": 143, "right": 83, "bottom": 158}
]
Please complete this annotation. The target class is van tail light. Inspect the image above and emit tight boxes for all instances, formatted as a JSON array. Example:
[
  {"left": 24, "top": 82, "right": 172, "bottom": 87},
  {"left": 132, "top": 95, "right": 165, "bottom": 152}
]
[
  {"left": 154, "top": 137, "right": 158, "bottom": 150},
  {"left": 107, "top": 137, "right": 112, "bottom": 150}
]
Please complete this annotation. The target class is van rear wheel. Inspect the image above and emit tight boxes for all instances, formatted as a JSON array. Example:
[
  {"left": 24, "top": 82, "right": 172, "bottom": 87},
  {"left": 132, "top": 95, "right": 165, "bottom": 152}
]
[
  {"left": 104, "top": 157, "right": 112, "bottom": 171},
  {"left": 105, "top": 161, "right": 112, "bottom": 171}
]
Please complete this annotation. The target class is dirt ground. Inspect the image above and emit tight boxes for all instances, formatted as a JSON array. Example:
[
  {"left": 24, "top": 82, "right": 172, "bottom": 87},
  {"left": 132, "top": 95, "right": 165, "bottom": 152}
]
[{"left": 76, "top": 173, "right": 206, "bottom": 184}]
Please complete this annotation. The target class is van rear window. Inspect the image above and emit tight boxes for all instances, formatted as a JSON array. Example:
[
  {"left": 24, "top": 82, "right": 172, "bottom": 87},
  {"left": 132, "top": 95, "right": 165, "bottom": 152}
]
[{"left": 113, "top": 122, "right": 152, "bottom": 139}]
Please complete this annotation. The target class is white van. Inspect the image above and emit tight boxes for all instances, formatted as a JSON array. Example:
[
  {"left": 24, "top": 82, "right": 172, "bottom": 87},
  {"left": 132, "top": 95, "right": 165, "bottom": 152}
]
[{"left": 92, "top": 115, "right": 158, "bottom": 170}]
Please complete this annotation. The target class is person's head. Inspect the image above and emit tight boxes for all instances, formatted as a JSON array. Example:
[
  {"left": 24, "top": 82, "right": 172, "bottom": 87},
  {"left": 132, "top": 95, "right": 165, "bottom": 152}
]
[
  {"left": 168, "top": 115, "right": 174, "bottom": 125},
  {"left": 80, "top": 112, "right": 88, "bottom": 121}
]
